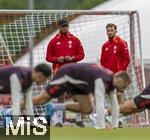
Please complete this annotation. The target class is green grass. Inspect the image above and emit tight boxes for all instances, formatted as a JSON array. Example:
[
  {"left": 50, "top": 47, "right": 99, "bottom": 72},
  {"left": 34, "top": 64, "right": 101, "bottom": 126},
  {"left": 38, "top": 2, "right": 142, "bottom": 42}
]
[{"left": 51, "top": 127, "right": 150, "bottom": 140}]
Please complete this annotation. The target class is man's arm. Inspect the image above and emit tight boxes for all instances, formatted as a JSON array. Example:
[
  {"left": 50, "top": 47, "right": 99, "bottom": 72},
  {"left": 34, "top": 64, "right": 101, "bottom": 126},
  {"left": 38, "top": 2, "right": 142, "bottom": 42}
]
[
  {"left": 100, "top": 45, "right": 106, "bottom": 66},
  {"left": 32, "top": 91, "right": 52, "bottom": 105},
  {"left": 24, "top": 88, "right": 34, "bottom": 115},
  {"left": 94, "top": 78, "right": 105, "bottom": 128},
  {"left": 73, "top": 38, "right": 85, "bottom": 62},
  {"left": 117, "top": 91, "right": 125, "bottom": 105},
  {"left": 119, "top": 42, "right": 130, "bottom": 70},
  {"left": 109, "top": 90, "right": 119, "bottom": 128},
  {"left": 46, "top": 40, "right": 58, "bottom": 63}
]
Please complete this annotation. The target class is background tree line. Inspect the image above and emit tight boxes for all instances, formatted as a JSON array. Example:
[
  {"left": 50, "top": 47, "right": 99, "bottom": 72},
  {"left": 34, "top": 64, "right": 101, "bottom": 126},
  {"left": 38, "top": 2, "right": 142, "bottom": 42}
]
[{"left": 0, "top": 0, "right": 107, "bottom": 9}]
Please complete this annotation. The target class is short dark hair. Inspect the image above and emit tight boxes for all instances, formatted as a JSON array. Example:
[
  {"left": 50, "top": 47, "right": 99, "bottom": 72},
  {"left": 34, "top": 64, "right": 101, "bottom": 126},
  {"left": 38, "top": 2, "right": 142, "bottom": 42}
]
[
  {"left": 106, "top": 23, "right": 117, "bottom": 30},
  {"left": 58, "top": 19, "right": 69, "bottom": 26},
  {"left": 116, "top": 71, "right": 131, "bottom": 84},
  {"left": 34, "top": 63, "right": 51, "bottom": 77}
]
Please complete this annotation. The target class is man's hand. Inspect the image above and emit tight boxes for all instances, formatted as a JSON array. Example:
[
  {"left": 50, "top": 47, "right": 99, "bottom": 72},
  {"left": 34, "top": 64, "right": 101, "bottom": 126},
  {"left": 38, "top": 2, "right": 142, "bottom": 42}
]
[
  {"left": 32, "top": 91, "right": 51, "bottom": 105},
  {"left": 65, "top": 56, "right": 74, "bottom": 62},
  {"left": 57, "top": 56, "right": 64, "bottom": 63}
]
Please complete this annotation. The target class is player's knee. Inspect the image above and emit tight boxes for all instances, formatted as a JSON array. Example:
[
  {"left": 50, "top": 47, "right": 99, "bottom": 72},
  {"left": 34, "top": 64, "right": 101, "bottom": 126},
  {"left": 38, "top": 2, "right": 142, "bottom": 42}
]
[
  {"left": 81, "top": 106, "right": 93, "bottom": 114},
  {"left": 58, "top": 96, "right": 64, "bottom": 102}
]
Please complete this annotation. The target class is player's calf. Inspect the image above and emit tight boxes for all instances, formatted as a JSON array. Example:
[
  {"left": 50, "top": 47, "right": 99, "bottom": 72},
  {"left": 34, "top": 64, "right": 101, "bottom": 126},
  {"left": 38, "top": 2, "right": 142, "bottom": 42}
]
[
  {"left": 80, "top": 105, "right": 93, "bottom": 114},
  {"left": 73, "top": 94, "right": 93, "bottom": 114}
]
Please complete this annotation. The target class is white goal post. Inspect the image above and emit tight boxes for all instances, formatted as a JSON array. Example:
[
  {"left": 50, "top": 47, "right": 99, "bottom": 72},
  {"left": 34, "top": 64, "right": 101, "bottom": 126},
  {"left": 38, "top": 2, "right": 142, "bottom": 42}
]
[{"left": 0, "top": 10, "right": 146, "bottom": 123}]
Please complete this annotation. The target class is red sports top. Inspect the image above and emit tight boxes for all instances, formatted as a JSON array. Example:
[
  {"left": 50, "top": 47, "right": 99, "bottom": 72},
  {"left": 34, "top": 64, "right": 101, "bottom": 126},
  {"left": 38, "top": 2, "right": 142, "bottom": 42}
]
[
  {"left": 100, "top": 36, "right": 130, "bottom": 73},
  {"left": 46, "top": 32, "right": 84, "bottom": 74}
]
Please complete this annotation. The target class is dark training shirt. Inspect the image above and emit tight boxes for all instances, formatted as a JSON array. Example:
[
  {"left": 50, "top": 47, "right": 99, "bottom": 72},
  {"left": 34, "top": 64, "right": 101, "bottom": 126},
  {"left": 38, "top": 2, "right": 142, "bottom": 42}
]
[
  {"left": 0, "top": 66, "right": 33, "bottom": 94},
  {"left": 52, "top": 63, "right": 115, "bottom": 94}
]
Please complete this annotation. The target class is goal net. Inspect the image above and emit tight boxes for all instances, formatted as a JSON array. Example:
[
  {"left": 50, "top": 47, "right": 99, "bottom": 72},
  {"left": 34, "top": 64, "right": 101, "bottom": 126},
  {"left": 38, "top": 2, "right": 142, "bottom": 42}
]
[{"left": 0, "top": 10, "right": 146, "bottom": 123}]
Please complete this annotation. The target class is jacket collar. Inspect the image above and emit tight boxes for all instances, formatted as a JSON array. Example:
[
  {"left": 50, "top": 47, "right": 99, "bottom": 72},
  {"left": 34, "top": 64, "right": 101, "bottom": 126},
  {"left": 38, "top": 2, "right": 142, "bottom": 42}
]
[
  {"left": 57, "top": 32, "right": 71, "bottom": 38},
  {"left": 109, "top": 35, "right": 119, "bottom": 42}
]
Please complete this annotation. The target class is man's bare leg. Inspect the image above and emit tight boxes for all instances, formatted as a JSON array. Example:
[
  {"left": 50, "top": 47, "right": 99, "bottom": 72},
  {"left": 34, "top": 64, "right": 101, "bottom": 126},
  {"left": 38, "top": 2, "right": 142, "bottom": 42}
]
[
  {"left": 107, "top": 100, "right": 144, "bottom": 116},
  {"left": 73, "top": 97, "right": 85, "bottom": 127},
  {"left": 48, "top": 94, "right": 93, "bottom": 114},
  {"left": 45, "top": 94, "right": 93, "bottom": 127},
  {"left": 120, "top": 100, "right": 144, "bottom": 115},
  {"left": 65, "top": 94, "right": 93, "bottom": 114}
]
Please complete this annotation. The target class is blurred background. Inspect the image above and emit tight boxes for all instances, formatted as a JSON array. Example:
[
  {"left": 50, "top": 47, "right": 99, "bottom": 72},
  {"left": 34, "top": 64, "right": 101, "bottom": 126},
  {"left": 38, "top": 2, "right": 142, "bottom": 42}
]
[
  {"left": 0, "top": 0, "right": 107, "bottom": 9},
  {"left": 0, "top": 0, "right": 150, "bottom": 125},
  {"left": 0, "top": 0, "right": 149, "bottom": 84}
]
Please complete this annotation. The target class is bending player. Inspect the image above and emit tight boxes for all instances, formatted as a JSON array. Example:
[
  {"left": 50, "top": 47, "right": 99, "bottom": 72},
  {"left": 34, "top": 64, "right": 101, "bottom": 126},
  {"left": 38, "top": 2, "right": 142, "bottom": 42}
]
[
  {"left": 31, "top": 63, "right": 131, "bottom": 128},
  {"left": 97, "top": 84, "right": 150, "bottom": 128},
  {"left": 119, "top": 84, "right": 150, "bottom": 115},
  {"left": 0, "top": 63, "right": 51, "bottom": 122}
]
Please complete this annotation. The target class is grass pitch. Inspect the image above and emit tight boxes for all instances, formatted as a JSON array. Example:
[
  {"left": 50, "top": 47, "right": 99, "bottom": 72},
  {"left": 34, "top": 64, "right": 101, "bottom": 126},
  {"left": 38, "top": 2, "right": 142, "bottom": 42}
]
[{"left": 51, "top": 127, "right": 150, "bottom": 140}]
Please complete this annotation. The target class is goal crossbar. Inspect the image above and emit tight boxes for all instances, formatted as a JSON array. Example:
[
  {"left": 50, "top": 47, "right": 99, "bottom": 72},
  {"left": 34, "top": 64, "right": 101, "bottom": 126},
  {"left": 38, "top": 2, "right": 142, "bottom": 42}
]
[{"left": 0, "top": 10, "right": 137, "bottom": 15}]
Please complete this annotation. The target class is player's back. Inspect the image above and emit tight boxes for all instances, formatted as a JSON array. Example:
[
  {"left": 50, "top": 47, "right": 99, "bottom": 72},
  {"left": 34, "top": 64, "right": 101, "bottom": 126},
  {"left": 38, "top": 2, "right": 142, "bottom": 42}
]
[
  {"left": 0, "top": 66, "right": 32, "bottom": 94},
  {"left": 55, "top": 63, "right": 114, "bottom": 93}
]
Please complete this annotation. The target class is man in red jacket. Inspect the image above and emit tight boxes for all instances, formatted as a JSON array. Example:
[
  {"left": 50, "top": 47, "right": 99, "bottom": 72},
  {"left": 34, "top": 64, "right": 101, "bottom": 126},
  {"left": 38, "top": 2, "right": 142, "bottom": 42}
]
[
  {"left": 46, "top": 19, "right": 85, "bottom": 127},
  {"left": 95, "top": 23, "right": 130, "bottom": 128},
  {"left": 100, "top": 23, "right": 130, "bottom": 73},
  {"left": 46, "top": 19, "right": 84, "bottom": 75},
  {"left": 100, "top": 23, "right": 130, "bottom": 127}
]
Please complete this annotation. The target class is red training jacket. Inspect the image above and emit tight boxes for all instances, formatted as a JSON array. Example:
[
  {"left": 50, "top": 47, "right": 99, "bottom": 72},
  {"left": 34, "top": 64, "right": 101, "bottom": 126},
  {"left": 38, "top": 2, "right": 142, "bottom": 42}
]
[
  {"left": 46, "top": 32, "right": 85, "bottom": 74},
  {"left": 100, "top": 35, "right": 130, "bottom": 73}
]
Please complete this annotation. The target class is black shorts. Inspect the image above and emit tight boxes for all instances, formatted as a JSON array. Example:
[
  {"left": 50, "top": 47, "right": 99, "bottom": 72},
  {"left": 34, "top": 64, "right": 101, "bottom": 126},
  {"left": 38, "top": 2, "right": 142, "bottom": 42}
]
[
  {"left": 45, "top": 82, "right": 89, "bottom": 98},
  {"left": 134, "top": 85, "right": 150, "bottom": 110}
]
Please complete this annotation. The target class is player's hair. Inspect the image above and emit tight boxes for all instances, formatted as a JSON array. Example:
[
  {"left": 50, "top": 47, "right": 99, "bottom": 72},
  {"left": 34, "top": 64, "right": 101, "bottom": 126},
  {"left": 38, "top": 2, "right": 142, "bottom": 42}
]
[
  {"left": 34, "top": 63, "right": 51, "bottom": 77},
  {"left": 116, "top": 71, "right": 131, "bottom": 84},
  {"left": 106, "top": 23, "right": 117, "bottom": 30}
]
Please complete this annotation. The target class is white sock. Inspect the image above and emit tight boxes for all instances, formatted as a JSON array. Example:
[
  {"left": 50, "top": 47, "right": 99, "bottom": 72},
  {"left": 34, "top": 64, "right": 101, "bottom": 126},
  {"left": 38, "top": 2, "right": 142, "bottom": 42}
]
[
  {"left": 56, "top": 110, "right": 63, "bottom": 124},
  {"left": 5, "top": 108, "right": 12, "bottom": 115},
  {"left": 52, "top": 103, "right": 65, "bottom": 110},
  {"left": 76, "top": 113, "right": 82, "bottom": 122}
]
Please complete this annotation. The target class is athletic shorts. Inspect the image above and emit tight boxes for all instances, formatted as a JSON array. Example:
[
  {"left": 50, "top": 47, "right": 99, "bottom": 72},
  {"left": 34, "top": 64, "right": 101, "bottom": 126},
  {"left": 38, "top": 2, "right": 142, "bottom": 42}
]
[
  {"left": 45, "top": 82, "right": 89, "bottom": 98},
  {"left": 134, "top": 85, "right": 150, "bottom": 109}
]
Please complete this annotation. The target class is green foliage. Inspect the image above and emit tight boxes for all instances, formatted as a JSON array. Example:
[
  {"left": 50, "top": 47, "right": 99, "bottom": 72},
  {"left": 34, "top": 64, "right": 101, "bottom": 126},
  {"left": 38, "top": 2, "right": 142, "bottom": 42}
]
[
  {"left": 0, "top": 0, "right": 28, "bottom": 9},
  {"left": 0, "top": 0, "right": 107, "bottom": 10},
  {"left": 64, "top": 0, "right": 107, "bottom": 9}
]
